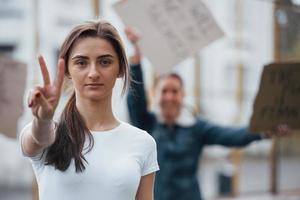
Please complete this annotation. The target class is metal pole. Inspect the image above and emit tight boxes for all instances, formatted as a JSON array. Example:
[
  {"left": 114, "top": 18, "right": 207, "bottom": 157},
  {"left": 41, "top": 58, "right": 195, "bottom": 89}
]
[
  {"left": 194, "top": 53, "right": 201, "bottom": 115},
  {"left": 32, "top": 0, "right": 40, "bottom": 199},
  {"left": 32, "top": 0, "right": 40, "bottom": 85},
  {"left": 270, "top": 2, "right": 281, "bottom": 195},
  {"left": 91, "top": 0, "right": 101, "bottom": 17},
  {"left": 231, "top": 0, "right": 244, "bottom": 196}
]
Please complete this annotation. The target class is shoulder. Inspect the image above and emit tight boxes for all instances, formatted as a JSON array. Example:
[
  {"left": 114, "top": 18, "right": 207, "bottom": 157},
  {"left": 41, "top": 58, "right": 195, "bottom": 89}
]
[
  {"left": 119, "top": 121, "right": 156, "bottom": 145},
  {"left": 194, "top": 116, "right": 215, "bottom": 128},
  {"left": 191, "top": 117, "right": 220, "bottom": 137}
]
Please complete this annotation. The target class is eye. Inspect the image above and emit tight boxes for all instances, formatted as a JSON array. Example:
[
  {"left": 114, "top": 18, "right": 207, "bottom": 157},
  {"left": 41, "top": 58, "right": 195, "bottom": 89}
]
[
  {"left": 75, "top": 59, "right": 87, "bottom": 67},
  {"left": 99, "top": 58, "right": 112, "bottom": 66},
  {"left": 172, "top": 89, "right": 178, "bottom": 95},
  {"left": 162, "top": 89, "right": 167, "bottom": 94}
]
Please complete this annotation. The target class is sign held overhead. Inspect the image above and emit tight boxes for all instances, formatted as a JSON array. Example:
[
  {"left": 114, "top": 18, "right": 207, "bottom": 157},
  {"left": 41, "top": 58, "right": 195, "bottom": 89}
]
[{"left": 114, "top": 0, "right": 223, "bottom": 74}]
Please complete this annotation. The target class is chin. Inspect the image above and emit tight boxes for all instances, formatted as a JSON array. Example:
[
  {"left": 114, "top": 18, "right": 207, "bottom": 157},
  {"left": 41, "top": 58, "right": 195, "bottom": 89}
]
[
  {"left": 85, "top": 94, "right": 108, "bottom": 101},
  {"left": 162, "top": 113, "right": 177, "bottom": 123},
  {"left": 84, "top": 90, "right": 109, "bottom": 99}
]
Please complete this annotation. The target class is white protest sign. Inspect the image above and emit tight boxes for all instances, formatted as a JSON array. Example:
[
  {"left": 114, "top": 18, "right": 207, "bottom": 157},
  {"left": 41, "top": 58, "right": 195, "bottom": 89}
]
[
  {"left": 0, "top": 57, "right": 27, "bottom": 138},
  {"left": 114, "top": 0, "right": 223, "bottom": 74}
]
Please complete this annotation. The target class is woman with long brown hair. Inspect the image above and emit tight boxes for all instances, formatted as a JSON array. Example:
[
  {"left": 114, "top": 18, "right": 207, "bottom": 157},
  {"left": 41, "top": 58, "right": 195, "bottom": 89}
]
[{"left": 20, "top": 20, "right": 159, "bottom": 200}]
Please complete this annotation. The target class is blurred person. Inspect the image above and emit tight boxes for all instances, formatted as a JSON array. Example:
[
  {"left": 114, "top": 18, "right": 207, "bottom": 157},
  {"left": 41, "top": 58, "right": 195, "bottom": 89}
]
[
  {"left": 125, "top": 27, "right": 291, "bottom": 200},
  {"left": 20, "top": 20, "right": 159, "bottom": 200}
]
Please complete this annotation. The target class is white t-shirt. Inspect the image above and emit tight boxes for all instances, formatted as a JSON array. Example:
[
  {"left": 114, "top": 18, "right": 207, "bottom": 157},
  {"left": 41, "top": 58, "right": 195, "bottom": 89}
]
[{"left": 20, "top": 121, "right": 159, "bottom": 200}]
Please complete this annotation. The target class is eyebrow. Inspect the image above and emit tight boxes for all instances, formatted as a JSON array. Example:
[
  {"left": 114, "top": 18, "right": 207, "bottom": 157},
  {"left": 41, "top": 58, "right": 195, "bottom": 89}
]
[{"left": 71, "top": 54, "right": 114, "bottom": 60}]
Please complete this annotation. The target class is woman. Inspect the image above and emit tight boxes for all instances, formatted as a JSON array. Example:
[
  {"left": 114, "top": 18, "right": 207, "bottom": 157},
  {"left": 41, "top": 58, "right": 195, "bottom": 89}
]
[
  {"left": 125, "top": 27, "right": 290, "bottom": 200},
  {"left": 20, "top": 20, "right": 159, "bottom": 200}
]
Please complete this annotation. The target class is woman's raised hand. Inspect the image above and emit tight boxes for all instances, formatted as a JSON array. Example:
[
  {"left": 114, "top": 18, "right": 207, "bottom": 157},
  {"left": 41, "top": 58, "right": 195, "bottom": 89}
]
[
  {"left": 124, "top": 26, "right": 140, "bottom": 44},
  {"left": 28, "top": 55, "right": 65, "bottom": 121},
  {"left": 124, "top": 26, "right": 141, "bottom": 64}
]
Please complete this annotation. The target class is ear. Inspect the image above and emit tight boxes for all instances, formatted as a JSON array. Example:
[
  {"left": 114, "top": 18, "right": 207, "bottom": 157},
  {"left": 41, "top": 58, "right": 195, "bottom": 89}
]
[
  {"left": 66, "top": 74, "right": 72, "bottom": 79},
  {"left": 181, "top": 89, "right": 185, "bottom": 97},
  {"left": 117, "top": 73, "right": 123, "bottom": 78},
  {"left": 117, "top": 68, "right": 124, "bottom": 78}
]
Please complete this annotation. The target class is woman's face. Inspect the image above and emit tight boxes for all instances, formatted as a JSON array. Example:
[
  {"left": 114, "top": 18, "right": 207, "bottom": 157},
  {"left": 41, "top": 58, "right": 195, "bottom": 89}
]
[
  {"left": 156, "top": 76, "right": 184, "bottom": 123},
  {"left": 68, "top": 37, "right": 120, "bottom": 101}
]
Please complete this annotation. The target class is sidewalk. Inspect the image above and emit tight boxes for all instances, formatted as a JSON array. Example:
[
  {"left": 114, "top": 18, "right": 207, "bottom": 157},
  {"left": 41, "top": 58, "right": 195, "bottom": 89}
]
[
  {"left": 0, "top": 186, "right": 31, "bottom": 200},
  {"left": 201, "top": 156, "right": 300, "bottom": 199}
]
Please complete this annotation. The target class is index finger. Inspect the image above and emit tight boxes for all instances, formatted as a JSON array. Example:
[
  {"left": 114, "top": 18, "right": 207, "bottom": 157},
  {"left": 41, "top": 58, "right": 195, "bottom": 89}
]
[
  {"left": 38, "top": 55, "right": 51, "bottom": 86},
  {"left": 53, "top": 58, "right": 65, "bottom": 91}
]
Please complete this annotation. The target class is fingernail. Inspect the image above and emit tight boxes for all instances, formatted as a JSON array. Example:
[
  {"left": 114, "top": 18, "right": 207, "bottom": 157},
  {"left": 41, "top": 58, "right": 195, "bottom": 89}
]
[
  {"left": 28, "top": 101, "right": 33, "bottom": 107},
  {"left": 35, "top": 93, "right": 41, "bottom": 98}
]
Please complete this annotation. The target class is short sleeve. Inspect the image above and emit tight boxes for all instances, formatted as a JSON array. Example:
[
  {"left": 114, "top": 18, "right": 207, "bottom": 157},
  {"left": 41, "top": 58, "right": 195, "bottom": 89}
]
[{"left": 141, "top": 134, "right": 159, "bottom": 176}]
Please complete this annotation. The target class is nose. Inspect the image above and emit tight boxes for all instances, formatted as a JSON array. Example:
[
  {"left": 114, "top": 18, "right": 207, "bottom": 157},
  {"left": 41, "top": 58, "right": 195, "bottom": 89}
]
[
  {"left": 88, "top": 63, "right": 99, "bottom": 80},
  {"left": 163, "top": 91, "right": 174, "bottom": 101}
]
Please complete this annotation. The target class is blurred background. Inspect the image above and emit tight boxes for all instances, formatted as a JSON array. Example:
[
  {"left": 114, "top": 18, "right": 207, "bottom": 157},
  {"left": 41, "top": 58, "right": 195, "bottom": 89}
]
[{"left": 0, "top": 0, "right": 299, "bottom": 199}]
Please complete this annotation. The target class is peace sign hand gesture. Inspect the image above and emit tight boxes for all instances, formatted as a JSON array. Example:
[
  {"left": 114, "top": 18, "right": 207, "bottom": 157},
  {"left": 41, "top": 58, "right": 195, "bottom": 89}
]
[{"left": 28, "top": 55, "right": 65, "bottom": 121}]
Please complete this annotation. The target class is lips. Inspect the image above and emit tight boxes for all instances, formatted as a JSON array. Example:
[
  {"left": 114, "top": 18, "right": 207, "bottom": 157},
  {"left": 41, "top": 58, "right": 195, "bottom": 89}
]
[
  {"left": 85, "top": 83, "right": 104, "bottom": 89},
  {"left": 85, "top": 83, "right": 104, "bottom": 86}
]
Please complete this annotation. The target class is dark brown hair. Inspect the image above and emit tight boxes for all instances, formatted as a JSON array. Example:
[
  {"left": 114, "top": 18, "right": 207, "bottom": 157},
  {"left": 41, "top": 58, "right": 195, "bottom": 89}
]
[{"left": 45, "top": 20, "right": 129, "bottom": 172}]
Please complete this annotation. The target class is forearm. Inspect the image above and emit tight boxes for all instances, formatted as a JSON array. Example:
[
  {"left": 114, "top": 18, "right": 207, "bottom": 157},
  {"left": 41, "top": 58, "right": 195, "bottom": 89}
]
[
  {"left": 127, "top": 64, "right": 156, "bottom": 132},
  {"left": 200, "top": 120, "right": 263, "bottom": 147},
  {"left": 32, "top": 117, "right": 55, "bottom": 146},
  {"left": 127, "top": 63, "right": 147, "bottom": 110},
  {"left": 213, "top": 127, "right": 262, "bottom": 147},
  {"left": 22, "top": 118, "right": 55, "bottom": 156}
]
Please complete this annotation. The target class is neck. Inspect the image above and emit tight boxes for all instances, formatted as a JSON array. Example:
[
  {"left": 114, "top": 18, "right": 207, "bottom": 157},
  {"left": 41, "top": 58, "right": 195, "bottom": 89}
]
[
  {"left": 162, "top": 115, "right": 176, "bottom": 126},
  {"left": 164, "top": 119, "right": 175, "bottom": 127},
  {"left": 160, "top": 111, "right": 179, "bottom": 126},
  {"left": 75, "top": 94, "right": 118, "bottom": 131}
]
